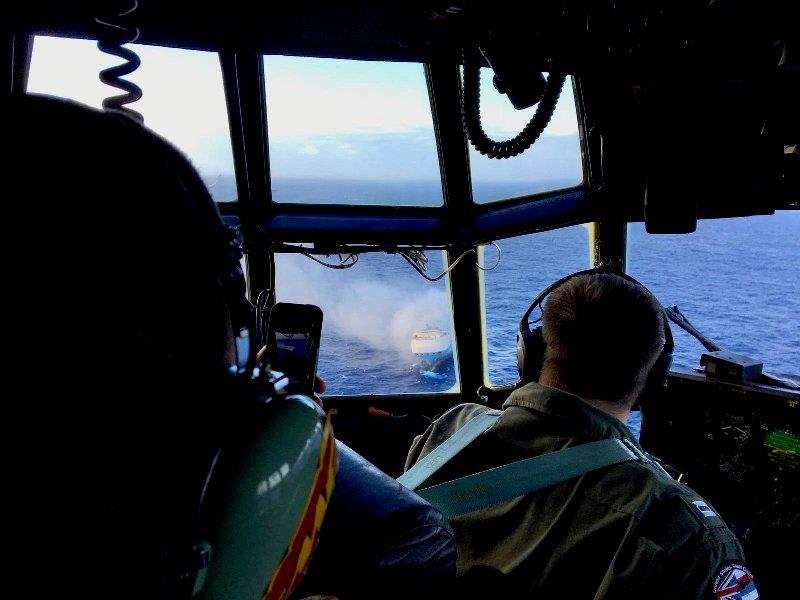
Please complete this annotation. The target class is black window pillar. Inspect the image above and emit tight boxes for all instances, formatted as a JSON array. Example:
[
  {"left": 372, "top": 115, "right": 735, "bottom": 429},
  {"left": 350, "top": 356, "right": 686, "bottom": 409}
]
[
  {"left": 427, "top": 61, "right": 486, "bottom": 400},
  {"left": 220, "top": 51, "right": 273, "bottom": 303}
]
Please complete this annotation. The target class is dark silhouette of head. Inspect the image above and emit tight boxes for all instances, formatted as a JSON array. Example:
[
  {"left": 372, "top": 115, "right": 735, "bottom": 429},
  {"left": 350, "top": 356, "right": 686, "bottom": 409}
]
[{"left": 10, "top": 94, "right": 247, "bottom": 598}]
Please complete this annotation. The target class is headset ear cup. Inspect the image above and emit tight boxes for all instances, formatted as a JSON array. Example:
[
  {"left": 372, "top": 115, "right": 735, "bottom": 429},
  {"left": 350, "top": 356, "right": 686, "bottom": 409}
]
[
  {"left": 639, "top": 347, "right": 673, "bottom": 404},
  {"left": 516, "top": 330, "right": 526, "bottom": 382},
  {"left": 635, "top": 314, "right": 674, "bottom": 408},
  {"left": 517, "top": 326, "right": 546, "bottom": 385}
]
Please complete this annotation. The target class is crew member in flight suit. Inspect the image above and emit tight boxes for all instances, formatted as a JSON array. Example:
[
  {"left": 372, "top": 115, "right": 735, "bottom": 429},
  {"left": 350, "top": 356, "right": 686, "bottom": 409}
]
[{"left": 406, "top": 273, "right": 758, "bottom": 599}]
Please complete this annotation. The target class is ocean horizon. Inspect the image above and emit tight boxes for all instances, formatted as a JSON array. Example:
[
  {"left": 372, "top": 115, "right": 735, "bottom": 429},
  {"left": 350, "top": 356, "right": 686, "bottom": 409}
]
[{"left": 206, "top": 176, "right": 800, "bottom": 396}]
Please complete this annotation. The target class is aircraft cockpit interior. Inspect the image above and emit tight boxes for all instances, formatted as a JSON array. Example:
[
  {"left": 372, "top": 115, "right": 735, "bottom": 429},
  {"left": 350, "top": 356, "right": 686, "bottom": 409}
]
[{"left": 9, "top": 2, "right": 798, "bottom": 599}]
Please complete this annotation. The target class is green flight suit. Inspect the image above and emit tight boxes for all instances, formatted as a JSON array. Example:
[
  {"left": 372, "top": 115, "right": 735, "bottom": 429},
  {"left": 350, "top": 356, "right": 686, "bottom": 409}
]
[{"left": 405, "top": 382, "right": 757, "bottom": 599}]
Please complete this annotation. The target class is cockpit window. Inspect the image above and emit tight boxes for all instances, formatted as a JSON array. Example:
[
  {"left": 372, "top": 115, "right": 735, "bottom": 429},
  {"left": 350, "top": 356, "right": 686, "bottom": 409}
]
[
  {"left": 27, "top": 36, "right": 237, "bottom": 202},
  {"left": 274, "top": 249, "right": 459, "bottom": 395},
  {"left": 263, "top": 56, "right": 444, "bottom": 207},
  {"left": 482, "top": 225, "right": 590, "bottom": 386},
  {"left": 627, "top": 213, "right": 800, "bottom": 381},
  {"left": 468, "top": 72, "right": 583, "bottom": 204}
]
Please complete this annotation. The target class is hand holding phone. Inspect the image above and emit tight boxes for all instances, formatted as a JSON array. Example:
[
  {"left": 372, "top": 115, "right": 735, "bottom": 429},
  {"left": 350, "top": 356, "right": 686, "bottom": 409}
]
[{"left": 266, "top": 302, "right": 323, "bottom": 395}]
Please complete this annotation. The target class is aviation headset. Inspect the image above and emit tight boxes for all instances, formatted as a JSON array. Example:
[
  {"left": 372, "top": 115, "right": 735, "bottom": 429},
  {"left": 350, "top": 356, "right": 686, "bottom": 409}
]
[
  {"left": 516, "top": 268, "right": 674, "bottom": 402},
  {"left": 16, "top": 95, "right": 333, "bottom": 600}
]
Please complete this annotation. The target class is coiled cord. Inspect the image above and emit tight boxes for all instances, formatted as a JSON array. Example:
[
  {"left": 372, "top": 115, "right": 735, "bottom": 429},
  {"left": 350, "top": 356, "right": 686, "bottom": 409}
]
[
  {"left": 95, "top": 1, "right": 144, "bottom": 122},
  {"left": 462, "top": 49, "right": 565, "bottom": 159}
]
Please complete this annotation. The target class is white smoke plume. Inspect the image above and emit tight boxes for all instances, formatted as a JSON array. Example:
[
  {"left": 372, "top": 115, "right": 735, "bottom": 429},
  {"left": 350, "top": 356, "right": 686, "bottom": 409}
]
[{"left": 274, "top": 252, "right": 451, "bottom": 360}]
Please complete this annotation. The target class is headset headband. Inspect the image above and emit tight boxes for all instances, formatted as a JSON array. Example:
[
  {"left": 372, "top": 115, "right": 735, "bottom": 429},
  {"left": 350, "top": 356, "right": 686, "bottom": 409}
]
[{"left": 519, "top": 268, "right": 674, "bottom": 355}]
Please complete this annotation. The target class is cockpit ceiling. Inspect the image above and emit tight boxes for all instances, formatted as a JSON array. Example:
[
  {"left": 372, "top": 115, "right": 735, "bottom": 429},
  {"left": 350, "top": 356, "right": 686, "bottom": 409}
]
[
  {"left": 15, "top": 1, "right": 792, "bottom": 67},
  {"left": 14, "top": 1, "right": 459, "bottom": 61}
]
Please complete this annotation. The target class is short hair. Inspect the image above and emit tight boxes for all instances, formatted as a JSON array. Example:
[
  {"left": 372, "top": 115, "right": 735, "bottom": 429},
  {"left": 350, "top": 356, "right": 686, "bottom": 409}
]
[{"left": 541, "top": 273, "right": 665, "bottom": 406}]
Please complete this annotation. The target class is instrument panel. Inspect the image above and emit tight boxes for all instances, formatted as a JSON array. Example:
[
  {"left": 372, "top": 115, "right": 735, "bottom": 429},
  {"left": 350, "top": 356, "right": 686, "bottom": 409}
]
[
  {"left": 643, "top": 372, "right": 799, "bottom": 598},
  {"left": 644, "top": 372, "right": 798, "bottom": 529}
]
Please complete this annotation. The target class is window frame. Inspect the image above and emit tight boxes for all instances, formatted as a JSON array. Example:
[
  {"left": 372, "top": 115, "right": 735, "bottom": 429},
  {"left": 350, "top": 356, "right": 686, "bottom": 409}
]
[{"left": 270, "top": 246, "right": 463, "bottom": 398}]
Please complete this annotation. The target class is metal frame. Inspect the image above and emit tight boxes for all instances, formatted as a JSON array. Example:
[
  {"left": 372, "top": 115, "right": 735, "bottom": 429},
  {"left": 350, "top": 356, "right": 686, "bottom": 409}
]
[
  {"left": 426, "top": 60, "right": 484, "bottom": 400},
  {"left": 590, "top": 220, "right": 627, "bottom": 273},
  {"left": 219, "top": 51, "right": 273, "bottom": 302},
  {"left": 220, "top": 187, "right": 596, "bottom": 246},
  {"left": 7, "top": 33, "right": 33, "bottom": 96},
  {"left": 572, "top": 74, "right": 628, "bottom": 274}
]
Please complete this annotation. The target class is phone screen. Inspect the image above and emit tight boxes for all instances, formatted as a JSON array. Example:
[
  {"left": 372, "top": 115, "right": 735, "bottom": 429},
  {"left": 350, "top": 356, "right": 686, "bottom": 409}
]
[{"left": 267, "top": 303, "right": 322, "bottom": 393}]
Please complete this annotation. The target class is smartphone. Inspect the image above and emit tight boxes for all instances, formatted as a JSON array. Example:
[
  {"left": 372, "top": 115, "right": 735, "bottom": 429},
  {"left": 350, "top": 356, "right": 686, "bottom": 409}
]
[{"left": 266, "top": 302, "right": 323, "bottom": 395}]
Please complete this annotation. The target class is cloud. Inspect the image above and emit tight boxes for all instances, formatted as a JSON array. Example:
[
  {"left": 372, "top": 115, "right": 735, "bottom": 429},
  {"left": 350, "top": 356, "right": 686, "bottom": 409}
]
[
  {"left": 28, "top": 37, "right": 581, "bottom": 187},
  {"left": 268, "top": 130, "right": 581, "bottom": 184},
  {"left": 336, "top": 142, "right": 358, "bottom": 155},
  {"left": 264, "top": 56, "right": 580, "bottom": 140}
]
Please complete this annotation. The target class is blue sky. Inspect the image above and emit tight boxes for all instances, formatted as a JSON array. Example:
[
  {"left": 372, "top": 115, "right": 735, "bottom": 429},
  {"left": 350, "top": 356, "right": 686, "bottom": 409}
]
[{"left": 27, "top": 36, "right": 582, "bottom": 188}]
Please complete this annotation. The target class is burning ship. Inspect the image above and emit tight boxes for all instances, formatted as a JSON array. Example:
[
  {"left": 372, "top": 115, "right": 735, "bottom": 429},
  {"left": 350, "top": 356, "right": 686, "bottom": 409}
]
[{"left": 411, "top": 328, "right": 454, "bottom": 379}]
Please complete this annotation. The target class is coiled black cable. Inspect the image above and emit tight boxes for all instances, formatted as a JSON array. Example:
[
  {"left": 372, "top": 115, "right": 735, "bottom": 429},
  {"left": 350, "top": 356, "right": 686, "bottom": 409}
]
[
  {"left": 95, "top": 1, "right": 144, "bottom": 122},
  {"left": 462, "top": 50, "right": 566, "bottom": 159}
]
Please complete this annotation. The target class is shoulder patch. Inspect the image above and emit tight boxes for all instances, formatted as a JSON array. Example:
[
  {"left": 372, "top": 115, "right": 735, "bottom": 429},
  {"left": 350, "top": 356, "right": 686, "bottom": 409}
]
[
  {"left": 712, "top": 562, "right": 759, "bottom": 599},
  {"left": 679, "top": 495, "right": 728, "bottom": 529}
]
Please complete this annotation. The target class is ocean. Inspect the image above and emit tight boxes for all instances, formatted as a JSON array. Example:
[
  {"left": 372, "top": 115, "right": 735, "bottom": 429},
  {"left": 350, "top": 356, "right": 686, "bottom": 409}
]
[{"left": 232, "top": 178, "right": 800, "bottom": 397}]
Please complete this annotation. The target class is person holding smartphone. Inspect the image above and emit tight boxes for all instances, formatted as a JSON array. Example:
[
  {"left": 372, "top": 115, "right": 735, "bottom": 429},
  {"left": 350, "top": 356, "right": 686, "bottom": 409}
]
[{"left": 256, "top": 344, "right": 327, "bottom": 405}]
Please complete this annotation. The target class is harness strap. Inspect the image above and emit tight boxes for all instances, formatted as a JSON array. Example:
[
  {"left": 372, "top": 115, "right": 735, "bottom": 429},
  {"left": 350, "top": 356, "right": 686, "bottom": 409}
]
[
  {"left": 399, "top": 409, "right": 648, "bottom": 519},
  {"left": 397, "top": 410, "right": 502, "bottom": 491},
  {"left": 414, "top": 438, "right": 640, "bottom": 519}
]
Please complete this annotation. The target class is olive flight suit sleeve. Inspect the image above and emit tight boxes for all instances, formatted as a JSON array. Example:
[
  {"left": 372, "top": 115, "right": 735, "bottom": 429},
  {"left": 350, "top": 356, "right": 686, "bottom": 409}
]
[
  {"left": 665, "top": 527, "right": 757, "bottom": 600},
  {"left": 589, "top": 492, "right": 757, "bottom": 600},
  {"left": 652, "top": 496, "right": 758, "bottom": 600}
]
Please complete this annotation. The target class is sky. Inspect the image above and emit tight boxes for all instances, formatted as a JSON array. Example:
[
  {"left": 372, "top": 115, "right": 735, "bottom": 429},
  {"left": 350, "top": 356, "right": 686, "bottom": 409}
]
[{"left": 26, "top": 35, "right": 582, "bottom": 192}]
